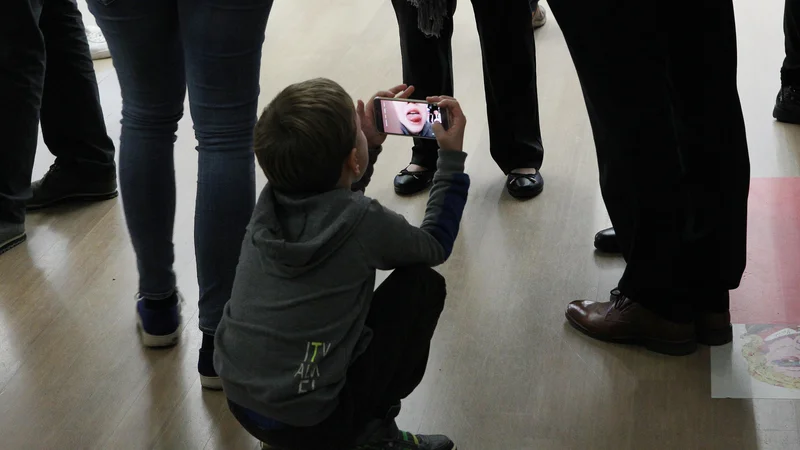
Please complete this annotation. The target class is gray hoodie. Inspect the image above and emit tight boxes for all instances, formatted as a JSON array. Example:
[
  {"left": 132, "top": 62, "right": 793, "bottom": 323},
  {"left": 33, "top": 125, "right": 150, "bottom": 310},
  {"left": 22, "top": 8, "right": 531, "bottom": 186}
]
[{"left": 214, "top": 150, "right": 469, "bottom": 427}]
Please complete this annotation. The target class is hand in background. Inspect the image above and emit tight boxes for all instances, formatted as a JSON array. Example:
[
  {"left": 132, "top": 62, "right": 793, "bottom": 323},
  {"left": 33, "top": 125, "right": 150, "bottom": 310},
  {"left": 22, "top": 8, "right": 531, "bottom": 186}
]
[
  {"left": 357, "top": 84, "right": 415, "bottom": 149},
  {"left": 427, "top": 95, "right": 466, "bottom": 152}
]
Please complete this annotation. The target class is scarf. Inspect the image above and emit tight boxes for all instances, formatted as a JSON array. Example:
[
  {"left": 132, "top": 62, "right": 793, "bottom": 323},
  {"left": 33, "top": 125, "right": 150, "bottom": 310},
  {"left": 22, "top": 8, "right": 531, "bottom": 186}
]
[{"left": 407, "top": 0, "right": 449, "bottom": 37}]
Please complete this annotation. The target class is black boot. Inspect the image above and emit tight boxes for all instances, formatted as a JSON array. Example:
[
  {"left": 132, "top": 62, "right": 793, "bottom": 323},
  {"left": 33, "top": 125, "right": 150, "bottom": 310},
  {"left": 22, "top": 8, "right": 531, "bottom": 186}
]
[
  {"left": 774, "top": 85, "right": 800, "bottom": 124},
  {"left": 28, "top": 164, "right": 117, "bottom": 210}
]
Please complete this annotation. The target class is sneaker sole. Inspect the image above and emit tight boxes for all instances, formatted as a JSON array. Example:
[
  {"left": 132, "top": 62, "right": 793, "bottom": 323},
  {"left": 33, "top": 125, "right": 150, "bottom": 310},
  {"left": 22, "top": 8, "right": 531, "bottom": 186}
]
[
  {"left": 27, "top": 190, "right": 119, "bottom": 211},
  {"left": 0, "top": 233, "right": 27, "bottom": 255},
  {"left": 136, "top": 315, "right": 180, "bottom": 348},
  {"left": 91, "top": 49, "right": 111, "bottom": 60},
  {"left": 565, "top": 312, "right": 697, "bottom": 356},
  {"left": 200, "top": 375, "right": 223, "bottom": 390},
  {"left": 773, "top": 104, "right": 800, "bottom": 125}
]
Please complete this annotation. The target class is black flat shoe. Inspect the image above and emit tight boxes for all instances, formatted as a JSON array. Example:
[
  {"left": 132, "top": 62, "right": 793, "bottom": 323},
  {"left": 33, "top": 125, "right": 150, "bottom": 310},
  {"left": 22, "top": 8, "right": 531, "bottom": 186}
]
[
  {"left": 506, "top": 171, "right": 544, "bottom": 199},
  {"left": 774, "top": 85, "right": 800, "bottom": 124},
  {"left": 394, "top": 167, "right": 434, "bottom": 196},
  {"left": 594, "top": 227, "right": 621, "bottom": 253}
]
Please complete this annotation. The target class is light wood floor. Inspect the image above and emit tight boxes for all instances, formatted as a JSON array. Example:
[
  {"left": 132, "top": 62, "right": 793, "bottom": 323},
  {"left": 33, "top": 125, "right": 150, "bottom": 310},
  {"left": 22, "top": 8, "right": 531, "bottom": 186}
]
[{"left": 1, "top": 0, "right": 798, "bottom": 449}]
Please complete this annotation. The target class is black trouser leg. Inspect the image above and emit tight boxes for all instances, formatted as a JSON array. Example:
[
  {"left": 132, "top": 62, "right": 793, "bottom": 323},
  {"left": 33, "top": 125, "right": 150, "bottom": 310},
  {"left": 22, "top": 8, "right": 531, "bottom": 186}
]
[
  {"left": 663, "top": 0, "right": 749, "bottom": 314},
  {"left": 234, "top": 267, "right": 447, "bottom": 449},
  {"left": 40, "top": 0, "right": 116, "bottom": 178},
  {"left": 0, "top": 0, "right": 45, "bottom": 224},
  {"left": 782, "top": 0, "right": 800, "bottom": 86},
  {"left": 390, "top": 0, "right": 454, "bottom": 170},
  {"left": 349, "top": 266, "right": 446, "bottom": 413},
  {"left": 471, "top": 0, "right": 544, "bottom": 173},
  {"left": 549, "top": 0, "right": 749, "bottom": 322}
]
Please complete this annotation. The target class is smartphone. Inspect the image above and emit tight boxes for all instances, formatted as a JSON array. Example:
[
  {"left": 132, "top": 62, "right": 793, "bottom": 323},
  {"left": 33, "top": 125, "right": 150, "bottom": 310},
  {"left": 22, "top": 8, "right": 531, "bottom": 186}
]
[{"left": 373, "top": 97, "right": 449, "bottom": 140}]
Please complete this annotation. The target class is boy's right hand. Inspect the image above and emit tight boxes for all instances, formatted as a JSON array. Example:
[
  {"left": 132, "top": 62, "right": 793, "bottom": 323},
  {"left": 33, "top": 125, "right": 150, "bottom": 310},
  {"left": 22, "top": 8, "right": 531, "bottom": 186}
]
[{"left": 427, "top": 96, "right": 466, "bottom": 152}]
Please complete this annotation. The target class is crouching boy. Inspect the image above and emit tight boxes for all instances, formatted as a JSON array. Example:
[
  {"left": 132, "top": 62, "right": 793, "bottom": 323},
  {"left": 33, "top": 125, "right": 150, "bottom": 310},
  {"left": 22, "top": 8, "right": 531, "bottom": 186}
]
[{"left": 214, "top": 78, "right": 469, "bottom": 450}]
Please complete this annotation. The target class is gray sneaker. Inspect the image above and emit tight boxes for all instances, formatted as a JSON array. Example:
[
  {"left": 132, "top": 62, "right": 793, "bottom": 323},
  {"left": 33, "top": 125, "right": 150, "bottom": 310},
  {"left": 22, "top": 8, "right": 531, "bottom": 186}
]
[
  {"left": 0, "top": 222, "right": 26, "bottom": 255},
  {"left": 533, "top": 5, "right": 547, "bottom": 29}
]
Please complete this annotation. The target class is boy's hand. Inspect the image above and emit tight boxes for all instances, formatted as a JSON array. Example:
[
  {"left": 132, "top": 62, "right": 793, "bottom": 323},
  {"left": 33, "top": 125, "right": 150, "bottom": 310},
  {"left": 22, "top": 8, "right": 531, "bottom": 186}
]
[
  {"left": 357, "top": 84, "right": 415, "bottom": 149},
  {"left": 427, "top": 96, "right": 466, "bottom": 152}
]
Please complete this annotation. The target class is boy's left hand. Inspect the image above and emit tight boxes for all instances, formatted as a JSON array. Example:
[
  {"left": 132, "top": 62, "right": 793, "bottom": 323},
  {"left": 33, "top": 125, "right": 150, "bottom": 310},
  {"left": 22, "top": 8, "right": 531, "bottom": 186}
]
[{"left": 358, "top": 84, "right": 415, "bottom": 149}]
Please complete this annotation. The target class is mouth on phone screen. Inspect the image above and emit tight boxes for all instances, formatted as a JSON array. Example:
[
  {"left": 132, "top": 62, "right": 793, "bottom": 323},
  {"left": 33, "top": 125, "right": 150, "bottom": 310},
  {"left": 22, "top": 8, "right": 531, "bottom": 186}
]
[{"left": 406, "top": 111, "right": 422, "bottom": 124}]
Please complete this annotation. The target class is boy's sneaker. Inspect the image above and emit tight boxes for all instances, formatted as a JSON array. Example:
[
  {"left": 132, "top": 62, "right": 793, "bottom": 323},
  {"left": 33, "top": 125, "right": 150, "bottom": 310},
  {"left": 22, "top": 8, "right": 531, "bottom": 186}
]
[
  {"left": 135, "top": 292, "right": 182, "bottom": 348},
  {"left": 85, "top": 25, "right": 111, "bottom": 60},
  {"left": 532, "top": 5, "right": 547, "bottom": 29},
  {"left": 28, "top": 164, "right": 118, "bottom": 211},
  {"left": 198, "top": 347, "right": 223, "bottom": 390},
  {"left": 0, "top": 222, "right": 26, "bottom": 255},
  {"left": 357, "top": 428, "right": 456, "bottom": 450},
  {"left": 774, "top": 85, "right": 800, "bottom": 124}
]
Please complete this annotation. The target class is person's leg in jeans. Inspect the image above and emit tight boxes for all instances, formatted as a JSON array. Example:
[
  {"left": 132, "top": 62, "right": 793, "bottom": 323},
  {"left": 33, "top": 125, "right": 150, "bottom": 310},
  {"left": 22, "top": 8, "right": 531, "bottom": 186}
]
[
  {"left": 88, "top": 0, "right": 186, "bottom": 343},
  {"left": 232, "top": 267, "right": 453, "bottom": 450},
  {"left": 471, "top": 0, "right": 545, "bottom": 199},
  {"left": 0, "top": 0, "right": 45, "bottom": 254},
  {"left": 31, "top": 0, "right": 118, "bottom": 211},
  {"left": 177, "top": 0, "right": 273, "bottom": 388},
  {"left": 775, "top": 0, "right": 800, "bottom": 123},
  {"left": 390, "top": 0, "right": 455, "bottom": 196}
]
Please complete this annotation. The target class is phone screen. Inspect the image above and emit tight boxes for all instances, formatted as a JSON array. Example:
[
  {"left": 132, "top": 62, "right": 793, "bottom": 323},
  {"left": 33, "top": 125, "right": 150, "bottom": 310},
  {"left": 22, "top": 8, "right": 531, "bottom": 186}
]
[{"left": 376, "top": 98, "right": 446, "bottom": 140}]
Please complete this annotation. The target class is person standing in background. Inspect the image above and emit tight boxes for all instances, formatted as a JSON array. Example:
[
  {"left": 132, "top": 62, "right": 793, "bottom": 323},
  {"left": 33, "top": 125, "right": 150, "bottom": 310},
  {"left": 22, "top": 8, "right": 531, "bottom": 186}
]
[
  {"left": 0, "top": 0, "right": 117, "bottom": 255},
  {"left": 87, "top": 0, "right": 274, "bottom": 389},
  {"left": 549, "top": 0, "right": 750, "bottom": 355},
  {"left": 775, "top": 0, "right": 800, "bottom": 123},
  {"left": 390, "top": 0, "right": 547, "bottom": 199}
]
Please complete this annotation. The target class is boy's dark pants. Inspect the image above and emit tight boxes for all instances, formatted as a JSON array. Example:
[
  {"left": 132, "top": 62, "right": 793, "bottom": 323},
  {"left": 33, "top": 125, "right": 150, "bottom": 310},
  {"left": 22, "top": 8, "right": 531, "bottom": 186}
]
[{"left": 229, "top": 267, "right": 447, "bottom": 450}]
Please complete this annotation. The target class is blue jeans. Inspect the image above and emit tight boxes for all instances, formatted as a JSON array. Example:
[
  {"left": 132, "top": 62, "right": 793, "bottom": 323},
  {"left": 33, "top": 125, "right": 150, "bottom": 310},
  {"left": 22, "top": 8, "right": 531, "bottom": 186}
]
[{"left": 88, "top": 0, "right": 273, "bottom": 334}]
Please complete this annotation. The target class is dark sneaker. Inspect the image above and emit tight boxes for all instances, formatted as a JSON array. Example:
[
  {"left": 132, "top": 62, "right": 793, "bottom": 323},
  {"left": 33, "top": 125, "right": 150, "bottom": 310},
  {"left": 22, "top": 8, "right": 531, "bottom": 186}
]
[
  {"left": 0, "top": 222, "right": 26, "bottom": 255},
  {"left": 394, "top": 167, "right": 435, "bottom": 195},
  {"left": 135, "top": 292, "right": 182, "bottom": 348},
  {"left": 357, "top": 428, "right": 456, "bottom": 450},
  {"left": 773, "top": 85, "right": 800, "bottom": 124},
  {"left": 28, "top": 164, "right": 118, "bottom": 210},
  {"left": 198, "top": 347, "right": 222, "bottom": 390}
]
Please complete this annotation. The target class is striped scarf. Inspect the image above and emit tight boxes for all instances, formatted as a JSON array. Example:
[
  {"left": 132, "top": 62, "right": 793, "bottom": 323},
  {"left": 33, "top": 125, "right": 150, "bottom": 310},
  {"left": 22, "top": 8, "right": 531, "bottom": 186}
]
[{"left": 407, "top": 0, "right": 449, "bottom": 37}]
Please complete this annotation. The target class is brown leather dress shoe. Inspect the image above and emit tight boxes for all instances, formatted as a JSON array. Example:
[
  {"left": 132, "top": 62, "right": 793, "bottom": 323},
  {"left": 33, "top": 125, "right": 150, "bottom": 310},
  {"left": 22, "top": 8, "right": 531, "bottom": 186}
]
[
  {"left": 695, "top": 312, "right": 732, "bottom": 346},
  {"left": 565, "top": 294, "right": 697, "bottom": 356}
]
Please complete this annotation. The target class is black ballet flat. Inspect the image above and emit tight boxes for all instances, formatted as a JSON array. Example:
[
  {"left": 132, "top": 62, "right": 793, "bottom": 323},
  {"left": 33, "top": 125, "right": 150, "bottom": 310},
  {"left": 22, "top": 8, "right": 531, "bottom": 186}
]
[
  {"left": 394, "top": 167, "right": 435, "bottom": 196},
  {"left": 506, "top": 171, "right": 544, "bottom": 199},
  {"left": 593, "top": 227, "right": 621, "bottom": 253}
]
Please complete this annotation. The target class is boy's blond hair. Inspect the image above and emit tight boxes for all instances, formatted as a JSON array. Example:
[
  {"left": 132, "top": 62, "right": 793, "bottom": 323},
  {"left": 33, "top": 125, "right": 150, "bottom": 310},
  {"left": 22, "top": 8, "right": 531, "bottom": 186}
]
[{"left": 255, "top": 78, "right": 357, "bottom": 193}]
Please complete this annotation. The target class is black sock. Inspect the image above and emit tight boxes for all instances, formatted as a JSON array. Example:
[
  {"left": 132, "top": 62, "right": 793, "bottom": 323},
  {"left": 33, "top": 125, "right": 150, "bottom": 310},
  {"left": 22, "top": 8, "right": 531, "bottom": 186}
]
[
  {"left": 143, "top": 293, "right": 179, "bottom": 310},
  {"left": 201, "top": 333, "right": 215, "bottom": 352}
]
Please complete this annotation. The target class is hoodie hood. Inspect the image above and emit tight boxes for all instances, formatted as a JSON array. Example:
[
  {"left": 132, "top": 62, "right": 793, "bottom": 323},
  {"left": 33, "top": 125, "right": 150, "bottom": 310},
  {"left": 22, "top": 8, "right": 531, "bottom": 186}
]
[{"left": 249, "top": 186, "right": 371, "bottom": 278}]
